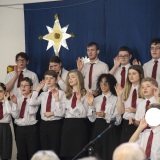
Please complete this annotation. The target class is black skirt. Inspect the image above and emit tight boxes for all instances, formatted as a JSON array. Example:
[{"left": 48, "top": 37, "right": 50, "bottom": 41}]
[
  {"left": 120, "top": 119, "right": 137, "bottom": 143},
  {"left": 60, "top": 118, "right": 90, "bottom": 158},
  {"left": 91, "top": 118, "right": 118, "bottom": 160},
  {"left": 0, "top": 123, "right": 12, "bottom": 159}
]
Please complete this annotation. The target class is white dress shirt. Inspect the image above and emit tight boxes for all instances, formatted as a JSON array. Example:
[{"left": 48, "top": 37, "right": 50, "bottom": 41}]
[
  {"left": 0, "top": 100, "right": 12, "bottom": 123},
  {"left": 29, "top": 90, "right": 66, "bottom": 121},
  {"left": 136, "top": 126, "right": 160, "bottom": 160},
  {"left": 5, "top": 68, "right": 39, "bottom": 97},
  {"left": 135, "top": 96, "right": 157, "bottom": 121},
  {"left": 87, "top": 92, "right": 121, "bottom": 125},
  {"left": 11, "top": 96, "right": 38, "bottom": 126},
  {"left": 81, "top": 59, "right": 109, "bottom": 91},
  {"left": 143, "top": 59, "right": 160, "bottom": 90}
]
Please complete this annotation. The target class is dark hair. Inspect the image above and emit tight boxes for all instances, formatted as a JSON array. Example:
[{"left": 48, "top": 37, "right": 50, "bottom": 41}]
[
  {"left": 151, "top": 38, "right": 160, "bottom": 45},
  {"left": 118, "top": 46, "right": 132, "bottom": 55},
  {"left": 148, "top": 103, "right": 160, "bottom": 110},
  {"left": 0, "top": 83, "right": 6, "bottom": 91},
  {"left": 16, "top": 52, "right": 29, "bottom": 61},
  {"left": 20, "top": 77, "right": 33, "bottom": 86},
  {"left": 49, "top": 56, "right": 61, "bottom": 63},
  {"left": 97, "top": 74, "right": 117, "bottom": 96},
  {"left": 44, "top": 70, "right": 58, "bottom": 79},
  {"left": 87, "top": 42, "right": 100, "bottom": 50}
]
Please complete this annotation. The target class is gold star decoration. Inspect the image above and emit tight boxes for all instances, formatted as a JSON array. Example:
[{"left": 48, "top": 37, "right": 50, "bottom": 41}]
[{"left": 39, "top": 14, "right": 75, "bottom": 56}]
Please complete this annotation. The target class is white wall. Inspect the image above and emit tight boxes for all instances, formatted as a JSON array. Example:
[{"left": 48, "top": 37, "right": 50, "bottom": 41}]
[{"left": 0, "top": 5, "right": 25, "bottom": 83}]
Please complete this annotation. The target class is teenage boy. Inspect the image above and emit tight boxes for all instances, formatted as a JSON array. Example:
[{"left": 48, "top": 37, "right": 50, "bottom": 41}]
[
  {"left": 29, "top": 70, "right": 65, "bottom": 157},
  {"left": 130, "top": 103, "right": 160, "bottom": 160},
  {"left": 109, "top": 46, "right": 133, "bottom": 88},
  {"left": 143, "top": 38, "right": 160, "bottom": 90},
  {"left": 5, "top": 52, "right": 39, "bottom": 97},
  {"left": 11, "top": 77, "right": 38, "bottom": 160},
  {"left": 77, "top": 42, "right": 109, "bottom": 96},
  {"left": 134, "top": 77, "right": 160, "bottom": 126}
]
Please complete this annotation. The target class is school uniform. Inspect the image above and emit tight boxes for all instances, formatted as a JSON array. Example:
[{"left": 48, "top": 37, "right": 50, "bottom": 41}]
[
  {"left": 29, "top": 89, "right": 65, "bottom": 156},
  {"left": 0, "top": 100, "right": 12, "bottom": 160},
  {"left": 120, "top": 85, "right": 144, "bottom": 143},
  {"left": 143, "top": 59, "right": 160, "bottom": 90},
  {"left": 136, "top": 126, "right": 160, "bottom": 160},
  {"left": 135, "top": 96, "right": 157, "bottom": 122},
  {"left": 43, "top": 68, "right": 68, "bottom": 92},
  {"left": 81, "top": 59, "right": 109, "bottom": 91},
  {"left": 5, "top": 68, "right": 39, "bottom": 97},
  {"left": 113, "top": 63, "right": 131, "bottom": 85},
  {"left": 60, "top": 94, "right": 90, "bottom": 159},
  {"left": 87, "top": 92, "right": 121, "bottom": 160},
  {"left": 11, "top": 96, "right": 38, "bottom": 160}
]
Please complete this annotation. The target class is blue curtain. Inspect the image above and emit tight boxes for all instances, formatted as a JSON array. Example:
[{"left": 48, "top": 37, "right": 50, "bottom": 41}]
[{"left": 24, "top": 0, "right": 160, "bottom": 80}]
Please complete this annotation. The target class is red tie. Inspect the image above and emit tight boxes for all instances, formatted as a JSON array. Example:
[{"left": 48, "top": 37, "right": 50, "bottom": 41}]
[
  {"left": 71, "top": 92, "right": 77, "bottom": 109},
  {"left": 131, "top": 89, "right": 137, "bottom": 108},
  {"left": 152, "top": 60, "right": 158, "bottom": 79},
  {"left": 17, "top": 71, "right": 24, "bottom": 88},
  {"left": 19, "top": 98, "right": 27, "bottom": 118},
  {"left": 0, "top": 102, "right": 3, "bottom": 120},
  {"left": 46, "top": 92, "right": 52, "bottom": 112},
  {"left": 88, "top": 63, "right": 95, "bottom": 89},
  {"left": 121, "top": 67, "right": 125, "bottom": 88},
  {"left": 145, "top": 100, "right": 150, "bottom": 112},
  {"left": 145, "top": 130, "right": 153, "bottom": 158},
  {"left": 101, "top": 96, "right": 106, "bottom": 111}
]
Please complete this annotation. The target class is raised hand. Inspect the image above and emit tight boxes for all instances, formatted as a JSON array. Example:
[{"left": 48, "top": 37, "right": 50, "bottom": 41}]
[
  {"left": 4, "top": 92, "right": 10, "bottom": 100},
  {"left": 132, "top": 59, "right": 141, "bottom": 65},
  {"left": 114, "top": 56, "right": 121, "bottom": 68},
  {"left": 86, "top": 92, "right": 94, "bottom": 106},
  {"left": 36, "top": 80, "right": 45, "bottom": 92},
  {"left": 52, "top": 88, "right": 59, "bottom": 102},
  {"left": 115, "top": 83, "right": 123, "bottom": 96},
  {"left": 10, "top": 94, "right": 17, "bottom": 104},
  {"left": 139, "top": 117, "right": 148, "bottom": 130},
  {"left": 77, "top": 57, "right": 84, "bottom": 71}
]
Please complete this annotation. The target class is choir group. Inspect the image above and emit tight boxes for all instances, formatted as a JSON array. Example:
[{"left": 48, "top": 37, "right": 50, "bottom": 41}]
[{"left": 0, "top": 40, "right": 160, "bottom": 160}]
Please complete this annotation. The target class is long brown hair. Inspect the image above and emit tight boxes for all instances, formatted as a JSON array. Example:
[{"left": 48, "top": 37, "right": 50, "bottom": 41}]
[
  {"left": 65, "top": 70, "right": 86, "bottom": 99},
  {"left": 123, "top": 65, "right": 144, "bottom": 101}
]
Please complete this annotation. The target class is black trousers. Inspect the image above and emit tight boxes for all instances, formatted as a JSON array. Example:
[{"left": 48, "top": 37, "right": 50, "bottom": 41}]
[
  {"left": 0, "top": 123, "right": 12, "bottom": 159},
  {"left": 16, "top": 124, "right": 38, "bottom": 160},
  {"left": 40, "top": 119, "right": 62, "bottom": 157}
]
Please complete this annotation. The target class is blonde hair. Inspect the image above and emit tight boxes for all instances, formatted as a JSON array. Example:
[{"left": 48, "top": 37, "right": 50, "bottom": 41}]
[
  {"left": 141, "top": 77, "right": 158, "bottom": 87},
  {"left": 65, "top": 70, "right": 86, "bottom": 99},
  {"left": 123, "top": 65, "right": 144, "bottom": 101}
]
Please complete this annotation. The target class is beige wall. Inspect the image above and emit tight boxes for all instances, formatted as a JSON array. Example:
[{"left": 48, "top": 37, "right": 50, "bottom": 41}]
[{"left": 0, "top": 5, "right": 25, "bottom": 83}]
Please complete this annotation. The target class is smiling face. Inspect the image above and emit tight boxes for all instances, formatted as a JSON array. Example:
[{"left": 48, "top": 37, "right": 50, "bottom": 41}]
[
  {"left": 128, "top": 69, "right": 140, "bottom": 85},
  {"left": 150, "top": 43, "right": 160, "bottom": 60},
  {"left": 20, "top": 81, "right": 32, "bottom": 96},
  {"left": 100, "top": 77, "right": 110, "bottom": 94}
]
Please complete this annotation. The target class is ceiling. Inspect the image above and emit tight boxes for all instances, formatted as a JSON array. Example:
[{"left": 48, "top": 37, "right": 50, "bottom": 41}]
[{"left": 0, "top": 0, "right": 61, "bottom": 6}]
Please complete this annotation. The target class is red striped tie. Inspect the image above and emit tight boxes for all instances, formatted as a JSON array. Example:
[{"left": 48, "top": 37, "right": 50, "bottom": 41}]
[
  {"left": 46, "top": 92, "right": 52, "bottom": 112},
  {"left": 17, "top": 71, "right": 24, "bottom": 88},
  {"left": 88, "top": 63, "right": 95, "bottom": 89},
  {"left": 145, "top": 130, "right": 153, "bottom": 158},
  {"left": 19, "top": 98, "right": 27, "bottom": 118},
  {"left": 0, "top": 102, "right": 3, "bottom": 119},
  {"left": 131, "top": 89, "right": 137, "bottom": 108},
  {"left": 152, "top": 60, "right": 158, "bottom": 79},
  {"left": 121, "top": 67, "right": 125, "bottom": 88},
  {"left": 71, "top": 92, "right": 77, "bottom": 109},
  {"left": 101, "top": 96, "right": 106, "bottom": 111}
]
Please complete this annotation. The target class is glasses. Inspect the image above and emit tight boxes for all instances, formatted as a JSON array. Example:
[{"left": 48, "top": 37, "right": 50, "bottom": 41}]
[
  {"left": 150, "top": 47, "right": 160, "bottom": 51},
  {"left": 16, "top": 59, "right": 27, "bottom": 62},
  {"left": 100, "top": 82, "right": 109, "bottom": 86},
  {"left": 118, "top": 55, "right": 129, "bottom": 59},
  {"left": 20, "top": 84, "right": 30, "bottom": 88}
]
